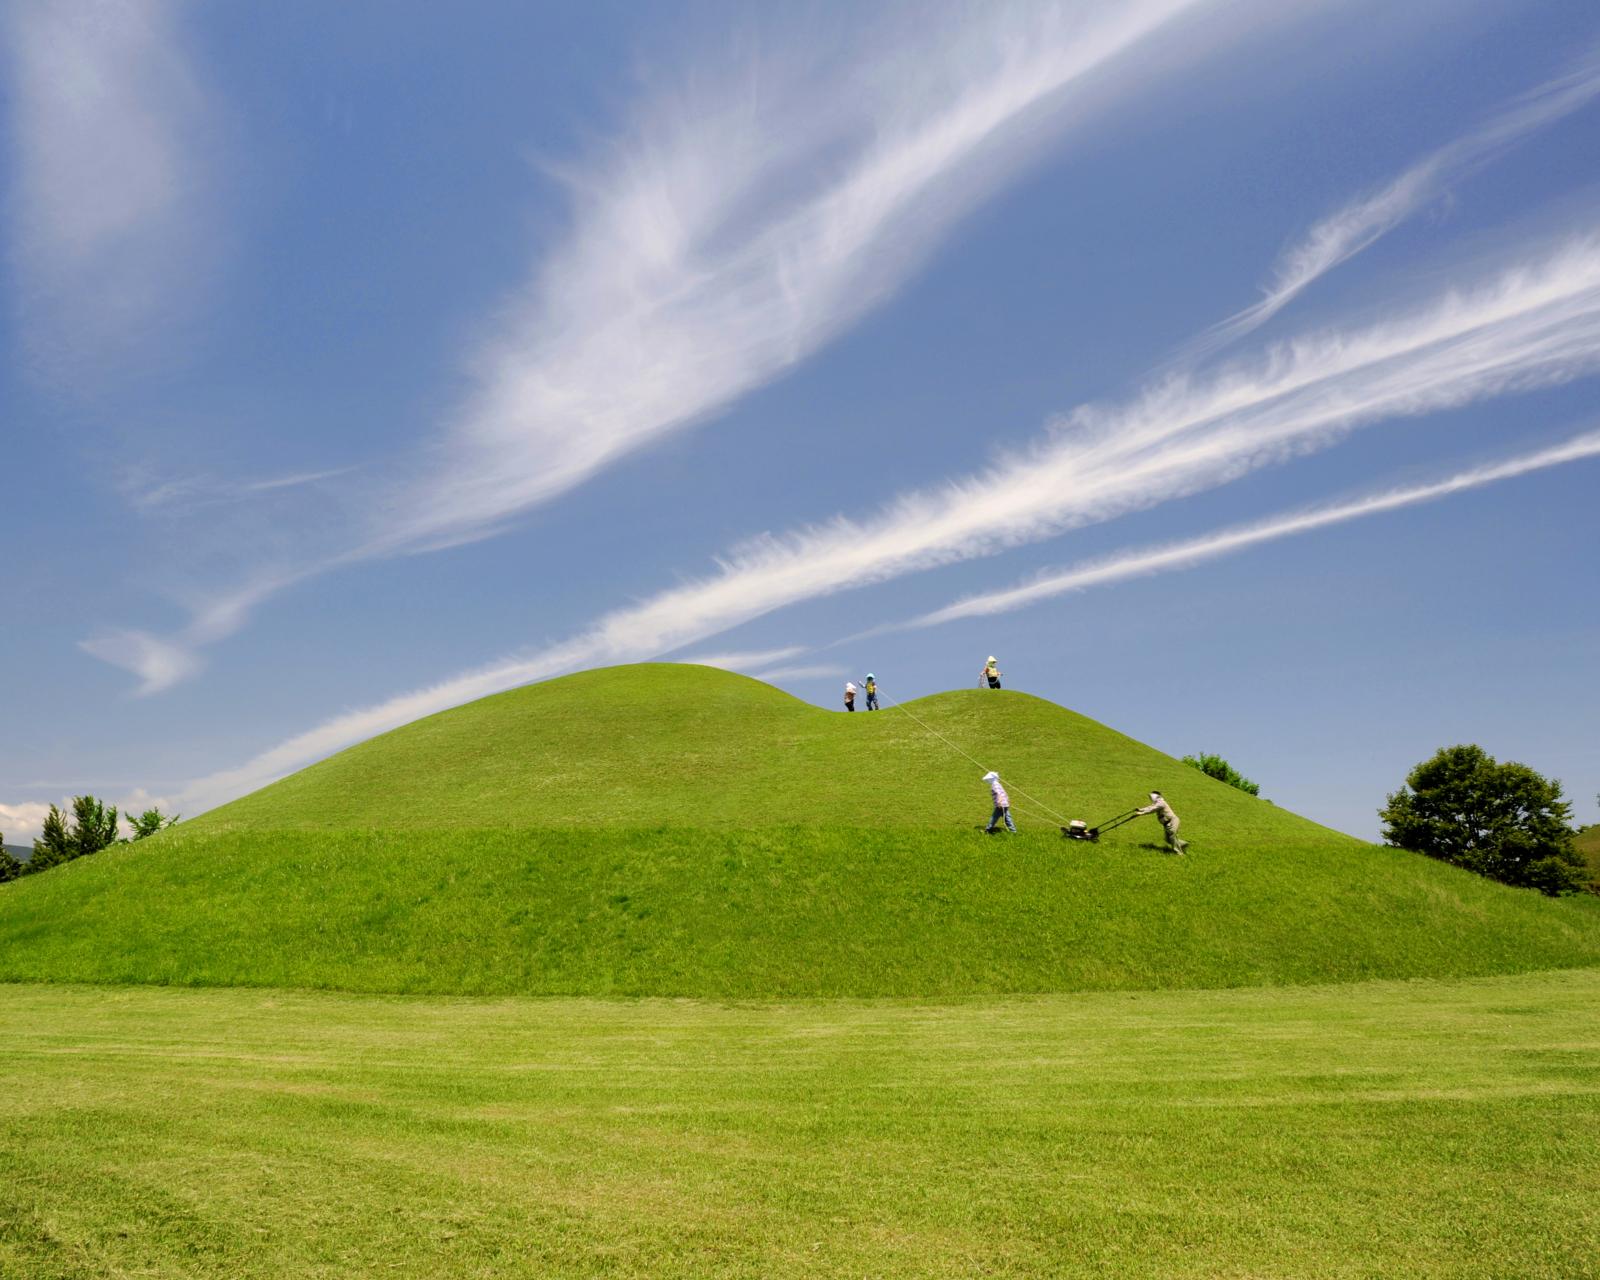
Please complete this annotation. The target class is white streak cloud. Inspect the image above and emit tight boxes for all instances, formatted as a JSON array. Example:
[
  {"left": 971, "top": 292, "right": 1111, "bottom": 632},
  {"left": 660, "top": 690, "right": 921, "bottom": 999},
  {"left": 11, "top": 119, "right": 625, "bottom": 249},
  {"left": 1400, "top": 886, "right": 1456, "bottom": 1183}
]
[
  {"left": 78, "top": 628, "right": 202, "bottom": 696},
  {"left": 79, "top": 567, "right": 309, "bottom": 697},
  {"left": 678, "top": 646, "right": 806, "bottom": 673},
  {"left": 384, "top": 0, "right": 1229, "bottom": 555},
  {"left": 1187, "top": 46, "right": 1600, "bottom": 358},
  {"left": 909, "top": 428, "right": 1600, "bottom": 626},
  {"left": 175, "top": 232, "right": 1600, "bottom": 815},
  {"left": 95, "top": 0, "right": 1291, "bottom": 687}
]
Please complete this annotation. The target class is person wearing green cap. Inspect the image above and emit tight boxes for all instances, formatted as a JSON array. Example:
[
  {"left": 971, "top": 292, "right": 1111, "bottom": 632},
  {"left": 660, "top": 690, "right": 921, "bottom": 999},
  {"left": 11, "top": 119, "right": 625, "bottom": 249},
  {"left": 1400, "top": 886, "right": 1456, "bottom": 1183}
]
[{"left": 862, "top": 674, "right": 879, "bottom": 710}]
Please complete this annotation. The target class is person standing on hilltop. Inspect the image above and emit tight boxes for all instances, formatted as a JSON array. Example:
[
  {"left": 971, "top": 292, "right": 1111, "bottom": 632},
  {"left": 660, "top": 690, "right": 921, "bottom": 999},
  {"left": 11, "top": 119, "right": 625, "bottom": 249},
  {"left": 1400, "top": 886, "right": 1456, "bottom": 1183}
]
[
  {"left": 982, "top": 771, "right": 1016, "bottom": 834},
  {"left": 1136, "top": 791, "right": 1188, "bottom": 855},
  {"left": 844, "top": 679, "right": 857, "bottom": 712},
  {"left": 981, "top": 656, "right": 1002, "bottom": 689},
  {"left": 863, "top": 673, "right": 879, "bottom": 710}
]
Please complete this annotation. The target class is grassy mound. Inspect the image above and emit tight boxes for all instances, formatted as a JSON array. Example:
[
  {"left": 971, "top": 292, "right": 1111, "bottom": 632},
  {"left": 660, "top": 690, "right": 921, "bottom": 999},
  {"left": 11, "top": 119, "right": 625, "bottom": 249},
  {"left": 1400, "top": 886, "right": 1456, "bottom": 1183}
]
[
  {"left": 185, "top": 662, "right": 1337, "bottom": 833},
  {"left": 2, "top": 664, "right": 1597, "bottom": 996},
  {"left": 1577, "top": 825, "right": 1600, "bottom": 892}
]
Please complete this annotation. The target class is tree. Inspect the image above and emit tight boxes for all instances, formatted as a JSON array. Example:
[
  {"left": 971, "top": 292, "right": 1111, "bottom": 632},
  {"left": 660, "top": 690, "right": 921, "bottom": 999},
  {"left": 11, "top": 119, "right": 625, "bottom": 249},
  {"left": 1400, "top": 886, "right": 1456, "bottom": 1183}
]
[
  {"left": 0, "top": 833, "right": 20, "bottom": 884},
  {"left": 129, "top": 807, "right": 178, "bottom": 840},
  {"left": 25, "top": 796, "right": 122, "bottom": 875},
  {"left": 70, "top": 795, "right": 120, "bottom": 856},
  {"left": 29, "top": 805, "right": 74, "bottom": 873},
  {"left": 1379, "top": 745, "right": 1584, "bottom": 895},
  {"left": 1181, "top": 752, "right": 1260, "bottom": 797}
]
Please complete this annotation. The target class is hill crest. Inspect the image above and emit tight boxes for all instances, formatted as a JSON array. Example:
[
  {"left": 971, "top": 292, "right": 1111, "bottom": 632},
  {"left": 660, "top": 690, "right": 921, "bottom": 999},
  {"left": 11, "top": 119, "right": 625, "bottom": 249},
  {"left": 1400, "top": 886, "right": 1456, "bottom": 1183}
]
[{"left": 194, "top": 662, "right": 1331, "bottom": 841}]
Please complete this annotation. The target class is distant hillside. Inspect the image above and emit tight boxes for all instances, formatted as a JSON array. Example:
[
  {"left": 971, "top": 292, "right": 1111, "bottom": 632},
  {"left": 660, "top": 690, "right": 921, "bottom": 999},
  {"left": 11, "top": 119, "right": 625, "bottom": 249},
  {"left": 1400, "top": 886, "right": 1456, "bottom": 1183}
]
[
  {"left": 1578, "top": 825, "right": 1600, "bottom": 892},
  {"left": 2, "top": 664, "right": 1597, "bottom": 998},
  {"left": 2, "top": 844, "right": 29, "bottom": 863}
]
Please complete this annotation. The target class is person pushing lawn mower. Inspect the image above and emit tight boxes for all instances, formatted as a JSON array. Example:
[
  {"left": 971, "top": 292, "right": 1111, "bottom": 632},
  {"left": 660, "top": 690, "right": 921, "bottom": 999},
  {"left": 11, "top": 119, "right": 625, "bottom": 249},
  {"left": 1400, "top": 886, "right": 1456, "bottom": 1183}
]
[
  {"left": 1136, "top": 791, "right": 1188, "bottom": 855},
  {"left": 1061, "top": 791, "right": 1188, "bottom": 854}
]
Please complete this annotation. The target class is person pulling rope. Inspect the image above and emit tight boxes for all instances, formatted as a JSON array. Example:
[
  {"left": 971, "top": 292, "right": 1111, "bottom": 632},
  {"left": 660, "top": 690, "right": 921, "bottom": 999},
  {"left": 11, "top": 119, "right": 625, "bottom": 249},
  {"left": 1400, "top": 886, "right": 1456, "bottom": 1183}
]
[
  {"left": 871, "top": 682, "right": 1073, "bottom": 829},
  {"left": 981, "top": 771, "right": 1016, "bottom": 834}
]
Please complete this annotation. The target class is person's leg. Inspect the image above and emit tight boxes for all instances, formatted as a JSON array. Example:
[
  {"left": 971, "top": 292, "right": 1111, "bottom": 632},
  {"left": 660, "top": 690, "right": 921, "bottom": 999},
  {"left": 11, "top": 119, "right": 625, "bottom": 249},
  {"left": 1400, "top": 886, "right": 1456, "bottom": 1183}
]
[
  {"left": 986, "top": 806, "right": 1002, "bottom": 833},
  {"left": 1004, "top": 807, "right": 1017, "bottom": 833},
  {"left": 1166, "top": 819, "right": 1183, "bottom": 853}
]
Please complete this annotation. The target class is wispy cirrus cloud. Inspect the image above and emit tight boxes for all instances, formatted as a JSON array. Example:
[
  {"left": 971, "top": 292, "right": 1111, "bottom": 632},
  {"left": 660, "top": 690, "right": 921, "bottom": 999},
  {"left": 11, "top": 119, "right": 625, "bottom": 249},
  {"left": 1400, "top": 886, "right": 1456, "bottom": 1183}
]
[
  {"left": 383, "top": 0, "right": 1236, "bottom": 556},
  {"left": 122, "top": 466, "right": 358, "bottom": 514},
  {"left": 1184, "top": 44, "right": 1600, "bottom": 360},
  {"left": 679, "top": 646, "right": 807, "bottom": 673},
  {"left": 90, "top": 0, "right": 1302, "bottom": 689},
  {"left": 904, "top": 428, "right": 1600, "bottom": 627},
  {"left": 174, "top": 230, "right": 1600, "bottom": 814},
  {"left": 3, "top": 0, "right": 220, "bottom": 378},
  {"left": 78, "top": 628, "right": 202, "bottom": 697},
  {"left": 79, "top": 565, "right": 311, "bottom": 695}
]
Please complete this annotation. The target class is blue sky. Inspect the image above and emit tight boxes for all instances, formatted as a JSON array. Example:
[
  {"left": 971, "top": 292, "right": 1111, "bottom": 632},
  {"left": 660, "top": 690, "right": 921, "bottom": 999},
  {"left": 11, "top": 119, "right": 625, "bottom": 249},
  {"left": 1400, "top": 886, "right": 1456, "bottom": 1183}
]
[{"left": 3, "top": 0, "right": 1598, "bottom": 842}]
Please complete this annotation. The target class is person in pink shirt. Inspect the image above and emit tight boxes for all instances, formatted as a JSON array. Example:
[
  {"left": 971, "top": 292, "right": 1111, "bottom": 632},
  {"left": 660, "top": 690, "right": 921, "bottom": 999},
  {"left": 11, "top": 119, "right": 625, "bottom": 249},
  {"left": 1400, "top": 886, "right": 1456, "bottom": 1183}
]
[{"left": 982, "top": 771, "right": 1016, "bottom": 834}]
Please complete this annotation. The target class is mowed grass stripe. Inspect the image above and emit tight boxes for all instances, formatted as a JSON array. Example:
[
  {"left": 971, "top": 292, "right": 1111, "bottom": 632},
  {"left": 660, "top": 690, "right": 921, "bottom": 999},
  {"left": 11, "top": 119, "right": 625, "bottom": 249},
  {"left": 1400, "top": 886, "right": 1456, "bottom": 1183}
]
[{"left": 2, "top": 972, "right": 1598, "bottom": 1278}]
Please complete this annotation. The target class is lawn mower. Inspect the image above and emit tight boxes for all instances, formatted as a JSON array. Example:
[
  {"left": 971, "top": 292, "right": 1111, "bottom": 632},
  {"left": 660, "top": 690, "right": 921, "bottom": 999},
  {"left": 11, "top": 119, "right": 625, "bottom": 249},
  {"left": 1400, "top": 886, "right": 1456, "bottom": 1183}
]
[{"left": 1061, "top": 807, "right": 1142, "bottom": 842}]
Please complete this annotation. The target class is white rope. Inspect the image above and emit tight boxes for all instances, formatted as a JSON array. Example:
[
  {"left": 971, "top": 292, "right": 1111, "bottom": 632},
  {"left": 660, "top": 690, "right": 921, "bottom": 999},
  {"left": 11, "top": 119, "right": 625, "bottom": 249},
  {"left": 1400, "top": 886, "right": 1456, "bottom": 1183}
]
[{"left": 874, "top": 686, "right": 1074, "bottom": 827}]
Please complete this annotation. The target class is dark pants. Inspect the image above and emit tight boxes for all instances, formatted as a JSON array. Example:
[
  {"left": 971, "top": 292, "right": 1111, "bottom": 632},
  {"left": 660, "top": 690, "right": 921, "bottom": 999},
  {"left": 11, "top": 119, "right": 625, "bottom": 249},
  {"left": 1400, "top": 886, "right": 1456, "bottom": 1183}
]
[
  {"left": 844, "top": 698, "right": 855, "bottom": 711},
  {"left": 986, "top": 676, "right": 1002, "bottom": 689},
  {"left": 986, "top": 806, "right": 1016, "bottom": 833},
  {"left": 866, "top": 693, "right": 878, "bottom": 710}
]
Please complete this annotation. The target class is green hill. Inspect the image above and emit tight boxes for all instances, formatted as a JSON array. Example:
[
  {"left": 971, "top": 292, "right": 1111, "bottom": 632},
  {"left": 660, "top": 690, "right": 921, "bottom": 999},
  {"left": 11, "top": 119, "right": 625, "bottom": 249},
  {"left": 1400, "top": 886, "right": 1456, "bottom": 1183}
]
[
  {"left": 1577, "top": 825, "right": 1600, "bottom": 892},
  {"left": 2, "top": 663, "right": 1597, "bottom": 996},
  {"left": 188, "top": 662, "right": 1311, "bottom": 833}
]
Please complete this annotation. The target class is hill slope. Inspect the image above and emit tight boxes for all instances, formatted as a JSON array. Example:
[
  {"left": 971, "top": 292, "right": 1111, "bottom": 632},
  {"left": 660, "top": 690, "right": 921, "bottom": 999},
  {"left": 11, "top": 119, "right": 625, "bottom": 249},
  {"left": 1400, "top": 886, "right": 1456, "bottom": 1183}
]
[
  {"left": 2, "top": 664, "right": 1597, "bottom": 996},
  {"left": 1577, "top": 825, "right": 1600, "bottom": 892},
  {"left": 194, "top": 663, "right": 1345, "bottom": 836}
]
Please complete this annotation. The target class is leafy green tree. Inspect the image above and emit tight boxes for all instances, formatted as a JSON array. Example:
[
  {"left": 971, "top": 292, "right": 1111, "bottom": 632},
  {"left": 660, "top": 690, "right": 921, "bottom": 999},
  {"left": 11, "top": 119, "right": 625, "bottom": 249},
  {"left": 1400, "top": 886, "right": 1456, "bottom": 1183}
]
[
  {"left": 69, "top": 795, "right": 120, "bottom": 856},
  {"left": 1181, "top": 752, "right": 1260, "bottom": 796},
  {"left": 0, "top": 834, "right": 20, "bottom": 884},
  {"left": 1380, "top": 745, "right": 1584, "bottom": 895},
  {"left": 29, "top": 805, "right": 74, "bottom": 873},
  {"left": 129, "top": 807, "right": 178, "bottom": 840},
  {"left": 26, "top": 796, "right": 122, "bottom": 875}
]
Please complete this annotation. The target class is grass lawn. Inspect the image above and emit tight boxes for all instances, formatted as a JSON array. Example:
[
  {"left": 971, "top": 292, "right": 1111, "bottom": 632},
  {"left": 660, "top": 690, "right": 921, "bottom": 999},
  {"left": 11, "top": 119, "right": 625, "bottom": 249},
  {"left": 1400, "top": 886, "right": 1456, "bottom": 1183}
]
[{"left": 4, "top": 970, "right": 1599, "bottom": 1278}]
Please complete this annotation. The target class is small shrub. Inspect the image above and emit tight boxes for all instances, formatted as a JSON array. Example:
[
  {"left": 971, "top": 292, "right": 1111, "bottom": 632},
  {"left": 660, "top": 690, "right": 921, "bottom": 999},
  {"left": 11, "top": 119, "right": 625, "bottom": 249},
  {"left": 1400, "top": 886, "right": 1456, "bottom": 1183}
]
[
  {"left": 1181, "top": 753, "right": 1260, "bottom": 796},
  {"left": 129, "top": 808, "right": 178, "bottom": 840}
]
